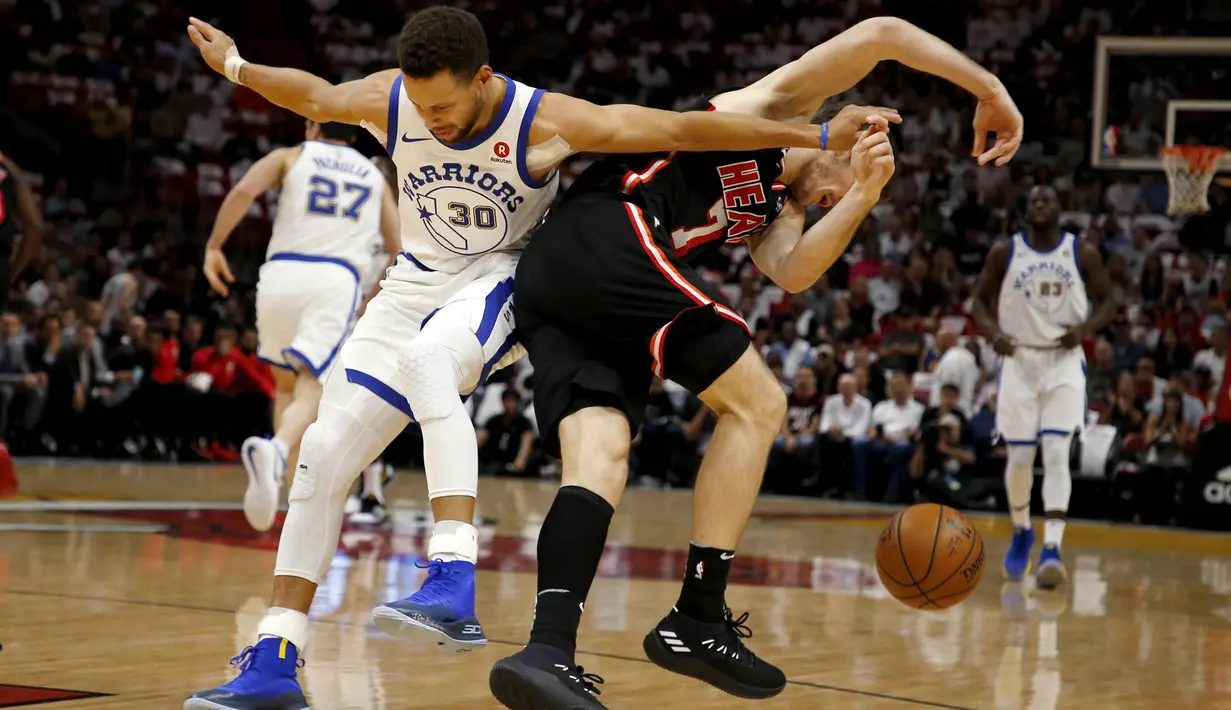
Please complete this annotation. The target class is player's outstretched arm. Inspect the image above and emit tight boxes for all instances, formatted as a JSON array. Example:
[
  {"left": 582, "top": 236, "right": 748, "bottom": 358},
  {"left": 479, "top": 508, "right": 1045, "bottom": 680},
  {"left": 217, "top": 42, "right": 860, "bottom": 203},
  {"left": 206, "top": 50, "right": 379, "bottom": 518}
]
[
  {"left": 188, "top": 18, "right": 393, "bottom": 128},
  {"left": 971, "top": 241, "right": 1014, "bottom": 354},
  {"left": 726, "top": 16, "right": 1022, "bottom": 165},
  {"left": 531, "top": 92, "right": 832, "bottom": 155},
  {"left": 1058, "top": 242, "right": 1118, "bottom": 348},
  {"left": 202, "top": 147, "right": 296, "bottom": 296},
  {"left": 746, "top": 121, "right": 895, "bottom": 293},
  {"left": 4, "top": 157, "right": 46, "bottom": 276}
]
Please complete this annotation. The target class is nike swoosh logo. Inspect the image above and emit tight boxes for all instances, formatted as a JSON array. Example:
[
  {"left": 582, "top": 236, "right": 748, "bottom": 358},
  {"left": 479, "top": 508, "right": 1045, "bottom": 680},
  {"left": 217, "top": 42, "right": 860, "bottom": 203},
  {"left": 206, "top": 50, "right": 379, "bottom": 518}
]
[
  {"left": 401, "top": 133, "right": 430, "bottom": 143},
  {"left": 719, "top": 553, "right": 735, "bottom": 560}
]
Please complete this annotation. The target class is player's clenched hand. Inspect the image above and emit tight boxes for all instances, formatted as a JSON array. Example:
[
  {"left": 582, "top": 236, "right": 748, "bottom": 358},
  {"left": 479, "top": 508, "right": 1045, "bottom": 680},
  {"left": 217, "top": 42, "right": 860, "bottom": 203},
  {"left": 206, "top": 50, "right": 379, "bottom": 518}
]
[
  {"left": 991, "top": 333, "right": 1016, "bottom": 357},
  {"left": 850, "top": 116, "right": 895, "bottom": 192},
  {"left": 203, "top": 247, "right": 236, "bottom": 297},
  {"left": 971, "top": 89, "right": 1023, "bottom": 167},
  {"left": 826, "top": 105, "right": 902, "bottom": 152},
  {"left": 187, "top": 17, "right": 236, "bottom": 77},
  {"left": 1057, "top": 326, "right": 1086, "bottom": 350}
]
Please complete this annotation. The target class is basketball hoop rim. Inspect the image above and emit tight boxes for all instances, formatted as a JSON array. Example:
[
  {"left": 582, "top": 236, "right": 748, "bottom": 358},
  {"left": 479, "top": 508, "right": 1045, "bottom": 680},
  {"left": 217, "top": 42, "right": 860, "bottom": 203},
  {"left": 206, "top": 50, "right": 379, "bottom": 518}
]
[{"left": 1160, "top": 145, "right": 1227, "bottom": 172}]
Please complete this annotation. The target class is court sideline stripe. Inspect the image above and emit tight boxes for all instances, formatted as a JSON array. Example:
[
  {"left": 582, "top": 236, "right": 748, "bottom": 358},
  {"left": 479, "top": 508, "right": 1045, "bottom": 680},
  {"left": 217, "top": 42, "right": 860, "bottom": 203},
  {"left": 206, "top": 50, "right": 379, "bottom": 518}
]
[{"left": 3, "top": 589, "right": 975, "bottom": 710}]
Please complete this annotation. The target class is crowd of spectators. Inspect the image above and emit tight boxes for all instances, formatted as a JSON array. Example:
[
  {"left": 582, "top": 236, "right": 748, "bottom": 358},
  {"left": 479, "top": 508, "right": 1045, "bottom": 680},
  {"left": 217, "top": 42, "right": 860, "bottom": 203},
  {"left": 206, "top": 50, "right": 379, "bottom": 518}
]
[{"left": 2, "top": 0, "right": 1230, "bottom": 522}]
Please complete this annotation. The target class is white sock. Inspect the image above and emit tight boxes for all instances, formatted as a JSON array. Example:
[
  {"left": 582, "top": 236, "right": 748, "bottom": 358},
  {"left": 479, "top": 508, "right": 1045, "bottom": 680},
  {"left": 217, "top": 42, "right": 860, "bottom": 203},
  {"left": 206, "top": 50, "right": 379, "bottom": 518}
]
[
  {"left": 428, "top": 519, "right": 479, "bottom": 564},
  {"left": 1005, "top": 444, "right": 1037, "bottom": 530},
  {"left": 257, "top": 606, "right": 310, "bottom": 652},
  {"left": 362, "top": 461, "right": 384, "bottom": 504},
  {"left": 1043, "top": 518, "right": 1066, "bottom": 548},
  {"left": 1040, "top": 435, "right": 1073, "bottom": 548},
  {"left": 272, "top": 436, "right": 289, "bottom": 461}
]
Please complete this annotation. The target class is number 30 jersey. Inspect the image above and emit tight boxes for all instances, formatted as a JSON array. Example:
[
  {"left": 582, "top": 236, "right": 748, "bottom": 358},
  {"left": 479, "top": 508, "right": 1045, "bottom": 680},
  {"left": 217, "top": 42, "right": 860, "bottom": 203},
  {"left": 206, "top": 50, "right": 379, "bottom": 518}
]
[
  {"left": 268, "top": 140, "right": 386, "bottom": 272},
  {"left": 386, "top": 73, "right": 559, "bottom": 274},
  {"left": 997, "top": 231, "right": 1089, "bottom": 347}
]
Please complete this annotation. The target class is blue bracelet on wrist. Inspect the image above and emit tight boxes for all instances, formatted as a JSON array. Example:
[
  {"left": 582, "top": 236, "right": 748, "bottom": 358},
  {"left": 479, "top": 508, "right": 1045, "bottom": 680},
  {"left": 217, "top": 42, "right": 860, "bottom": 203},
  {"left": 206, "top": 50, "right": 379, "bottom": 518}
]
[{"left": 820, "top": 122, "right": 829, "bottom": 151}]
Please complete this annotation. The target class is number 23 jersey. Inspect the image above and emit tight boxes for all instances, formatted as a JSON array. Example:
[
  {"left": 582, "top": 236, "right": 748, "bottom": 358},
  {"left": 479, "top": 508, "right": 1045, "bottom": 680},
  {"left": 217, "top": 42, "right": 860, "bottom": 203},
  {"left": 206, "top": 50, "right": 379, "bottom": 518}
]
[{"left": 997, "top": 231, "right": 1089, "bottom": 347}]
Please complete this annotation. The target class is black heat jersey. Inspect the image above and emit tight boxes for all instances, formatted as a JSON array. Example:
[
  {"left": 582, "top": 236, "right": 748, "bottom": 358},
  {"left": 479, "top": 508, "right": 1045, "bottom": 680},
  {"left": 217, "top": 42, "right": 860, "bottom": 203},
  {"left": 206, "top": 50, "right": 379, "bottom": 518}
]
[
  {"left": 565, "top": 101, "right": 790, "bottom": 264},
  {"left": 0, "top": 153, "right": 17, "bottom": 258}
]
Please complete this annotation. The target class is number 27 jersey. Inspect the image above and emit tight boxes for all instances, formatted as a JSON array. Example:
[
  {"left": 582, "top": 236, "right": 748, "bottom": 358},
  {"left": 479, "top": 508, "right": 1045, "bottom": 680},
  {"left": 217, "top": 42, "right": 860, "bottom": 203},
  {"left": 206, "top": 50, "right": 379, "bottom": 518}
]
[{"left": 997, "top": 231, "right": 1089, "bottom": 347}]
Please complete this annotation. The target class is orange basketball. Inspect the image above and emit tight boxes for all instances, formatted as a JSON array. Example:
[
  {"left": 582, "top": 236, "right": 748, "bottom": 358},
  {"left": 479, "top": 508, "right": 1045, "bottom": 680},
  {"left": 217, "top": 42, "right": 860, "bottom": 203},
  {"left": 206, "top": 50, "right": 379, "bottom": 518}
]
[{"left": 875, "top": 503, "right": 985, "bottom": 610}]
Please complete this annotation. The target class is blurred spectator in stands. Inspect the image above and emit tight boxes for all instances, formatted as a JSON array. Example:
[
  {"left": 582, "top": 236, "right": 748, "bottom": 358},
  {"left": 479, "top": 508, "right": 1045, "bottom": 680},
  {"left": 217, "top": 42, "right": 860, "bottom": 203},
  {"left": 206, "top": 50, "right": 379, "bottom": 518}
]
[
  {"left": 767, "top": 319, "right": 813, "bottom": 384},
  {"left": 1105, "top": 370, "right": 1147, "bottom": 435},
  {"left": 0, "top": 311, "right": 45, "bottom": 445},
  {"left": 1087, "top": 337, "right": 1117, "bottom": 402},
  {"left": 929, "top": 327, "right": 979, "bottom": 415},
  {"left": 767, "top": 365, "right": 823, "bottom": 494},
  {"left": 817, "top": 372, "right": 871, "bottom": 496},
  {"left": 1113, "top": 315, "right": 1150, "bottom": 371},
  {"left": 1194, "top": 323, "right": 1227, "bottom": 399},
  {"left": 913, "top": 383, "right": 975, "bottom": 503},
  {"left": 1141, "top": 389, "right": 1193, "bottom": 523},
  {"left": 1180, "top": 251, "right": 1218, "bottom": 313},
  {"left": 477, "top": 389, "right": 538, "bottom": 478},
  {"left": 1152, "top": 326, "right": 1193, "bottom": 379},
  {"left": 1139, "top": 251, "right": 1167, "bottom": 305},
  {"left": 852, "top": 371, "right": 924, "bottom": 503},
  {"left": 1147, "top": 372, "right": 1205, "bottom": 429},
  {"left": 45, "top": 323, "right": 110, "bottom": 455}
]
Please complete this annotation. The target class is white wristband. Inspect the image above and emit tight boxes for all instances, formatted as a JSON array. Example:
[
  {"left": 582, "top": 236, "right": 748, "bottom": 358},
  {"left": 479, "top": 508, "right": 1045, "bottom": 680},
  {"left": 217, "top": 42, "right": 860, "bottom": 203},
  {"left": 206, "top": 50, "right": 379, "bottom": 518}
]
[{"left": 224, "top": 50, "right": 248, "bottom": 85}]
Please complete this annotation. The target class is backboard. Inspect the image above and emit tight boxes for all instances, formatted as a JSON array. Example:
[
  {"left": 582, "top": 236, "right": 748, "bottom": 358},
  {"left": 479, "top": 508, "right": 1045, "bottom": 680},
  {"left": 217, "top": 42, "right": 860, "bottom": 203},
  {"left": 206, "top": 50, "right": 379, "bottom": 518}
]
[{"left": 1092, "top": 36, "right": 1231, "bottom": 172}]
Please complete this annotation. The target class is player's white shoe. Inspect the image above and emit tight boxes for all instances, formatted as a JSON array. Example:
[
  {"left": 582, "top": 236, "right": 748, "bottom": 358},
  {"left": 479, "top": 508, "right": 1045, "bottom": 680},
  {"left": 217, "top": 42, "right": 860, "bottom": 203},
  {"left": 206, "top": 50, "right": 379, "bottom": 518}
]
[{"left": 241, "top": 436, "right": 285, "bottom": 532}]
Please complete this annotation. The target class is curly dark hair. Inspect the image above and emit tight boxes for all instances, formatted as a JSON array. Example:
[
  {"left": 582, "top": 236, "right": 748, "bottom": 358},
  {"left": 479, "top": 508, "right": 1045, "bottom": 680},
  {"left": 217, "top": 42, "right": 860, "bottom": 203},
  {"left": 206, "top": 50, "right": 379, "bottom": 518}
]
[{"left": 397, "top": 6, "right": 488, "bottom": 80}]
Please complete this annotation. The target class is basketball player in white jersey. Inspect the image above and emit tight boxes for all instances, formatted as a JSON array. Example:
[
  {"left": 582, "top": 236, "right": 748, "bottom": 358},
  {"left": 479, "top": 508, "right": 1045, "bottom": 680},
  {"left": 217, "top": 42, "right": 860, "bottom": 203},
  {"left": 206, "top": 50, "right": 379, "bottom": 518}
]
[
  {"left": 202, "top": 120, "right": 399, "bottom": 534},
  {"left": 184, "top": 7, "right": 888, "bottom": 707},
  {"left": 972, "top": 185, "right": 1115, "bottom": 590}
]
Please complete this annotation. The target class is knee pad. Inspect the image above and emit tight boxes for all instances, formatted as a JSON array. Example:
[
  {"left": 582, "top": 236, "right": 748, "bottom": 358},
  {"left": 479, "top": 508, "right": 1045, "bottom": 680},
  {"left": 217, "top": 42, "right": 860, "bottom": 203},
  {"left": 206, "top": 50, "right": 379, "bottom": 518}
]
[
  {"left": 1041, "top": 436, "right": 1072, "bottom": 475},
  {"left": 291, "top": 415, "right": 365, "bottom": 503},
  {"left": 398, "top": 323, "right": 481, "bottom": 422}
]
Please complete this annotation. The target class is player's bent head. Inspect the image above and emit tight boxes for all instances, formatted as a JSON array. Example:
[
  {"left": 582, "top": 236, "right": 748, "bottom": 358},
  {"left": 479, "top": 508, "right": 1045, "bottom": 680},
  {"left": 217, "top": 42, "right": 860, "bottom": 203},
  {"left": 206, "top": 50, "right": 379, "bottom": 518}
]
[
  {"left": 782, "top": 147, "right": 855, "bottom": 209},
  {"left": 397, "top": 5, "right": 491, "bottom": 144}
]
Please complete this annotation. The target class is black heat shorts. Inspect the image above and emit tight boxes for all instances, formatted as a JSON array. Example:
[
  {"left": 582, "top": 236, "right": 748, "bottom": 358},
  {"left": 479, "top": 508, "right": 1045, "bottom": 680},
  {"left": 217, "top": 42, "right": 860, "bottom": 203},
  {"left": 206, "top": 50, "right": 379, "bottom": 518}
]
[{"left": 514, "top": 194, "right": 751, "bottom": 456}]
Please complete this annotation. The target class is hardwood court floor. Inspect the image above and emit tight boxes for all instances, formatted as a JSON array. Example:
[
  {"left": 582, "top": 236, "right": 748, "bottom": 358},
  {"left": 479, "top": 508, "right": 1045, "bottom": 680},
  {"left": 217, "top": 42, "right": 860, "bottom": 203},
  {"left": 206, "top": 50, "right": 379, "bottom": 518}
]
[{"left": 2, "top": 461, "right": 1231, "bottom": 709}]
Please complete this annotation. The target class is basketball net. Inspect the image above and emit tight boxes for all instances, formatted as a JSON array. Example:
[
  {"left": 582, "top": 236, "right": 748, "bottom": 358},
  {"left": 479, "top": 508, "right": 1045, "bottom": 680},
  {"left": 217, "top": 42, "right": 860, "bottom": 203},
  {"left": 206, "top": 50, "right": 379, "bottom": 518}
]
[{"left": 1160, "top": 146, "right": 1227, "bottom": 215}]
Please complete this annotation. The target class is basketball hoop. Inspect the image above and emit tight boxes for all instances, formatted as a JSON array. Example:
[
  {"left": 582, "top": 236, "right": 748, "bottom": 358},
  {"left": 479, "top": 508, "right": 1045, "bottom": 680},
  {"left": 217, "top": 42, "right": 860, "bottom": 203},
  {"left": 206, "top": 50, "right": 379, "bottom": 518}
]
[{"left": 1160, "top": 145, "right": 1227, "bottom": 215}]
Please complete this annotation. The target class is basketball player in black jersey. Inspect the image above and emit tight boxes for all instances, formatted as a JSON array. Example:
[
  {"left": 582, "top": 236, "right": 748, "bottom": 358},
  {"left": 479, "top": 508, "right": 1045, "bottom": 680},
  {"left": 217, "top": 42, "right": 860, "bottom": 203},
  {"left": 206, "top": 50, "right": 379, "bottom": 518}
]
[
  {"left": 0, "top": 151, "right": 45, "bottom": 309},
  {"left": 490, "top": 17, "right": 1024, "bottom": 710}
]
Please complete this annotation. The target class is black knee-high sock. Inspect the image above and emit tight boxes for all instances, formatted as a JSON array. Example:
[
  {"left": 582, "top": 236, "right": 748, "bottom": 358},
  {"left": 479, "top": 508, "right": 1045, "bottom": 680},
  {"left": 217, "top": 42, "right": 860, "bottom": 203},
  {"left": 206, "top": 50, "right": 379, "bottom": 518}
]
[
  {"left": 676, "top": 542, "right": 733, "bottom": 623},
  {"left": 528, "top": 485, "right": 614, "bottom": 657}
]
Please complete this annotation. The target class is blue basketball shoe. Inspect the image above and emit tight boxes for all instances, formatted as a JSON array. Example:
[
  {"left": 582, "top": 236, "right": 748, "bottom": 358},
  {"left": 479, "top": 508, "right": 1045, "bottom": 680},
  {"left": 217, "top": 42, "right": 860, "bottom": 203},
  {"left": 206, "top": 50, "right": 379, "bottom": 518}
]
[
  {"left": 1036, "top": 543, "right": 1067, "bottom": 590},
  {"left": 1003, "top": 526, "right": 1035, "bottom": 581},
  {"left": 371, "top": 559, "right": 487, "bottom": 653},
  {"left": 184, "top": 637, "right": 308, "bottom": 710}
]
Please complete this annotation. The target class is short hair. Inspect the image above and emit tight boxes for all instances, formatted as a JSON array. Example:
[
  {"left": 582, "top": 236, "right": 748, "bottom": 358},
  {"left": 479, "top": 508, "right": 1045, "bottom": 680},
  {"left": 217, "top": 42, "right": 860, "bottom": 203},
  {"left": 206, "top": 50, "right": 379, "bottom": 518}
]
[
  {"left": 318, "top": 122, "right": 356, "bottom": 142},
  {"left": 397, "top": 6, "right": 488, "bottom": 80},
  {"left": 941, "top": 383, "right": 960, "bottom": 394}
]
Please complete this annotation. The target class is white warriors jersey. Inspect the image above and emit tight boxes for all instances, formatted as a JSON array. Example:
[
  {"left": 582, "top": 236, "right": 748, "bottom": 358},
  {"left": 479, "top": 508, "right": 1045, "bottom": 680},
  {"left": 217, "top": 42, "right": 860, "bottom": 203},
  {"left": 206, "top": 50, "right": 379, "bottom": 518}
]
[
  {"left": 385, "top": 73, "right": 559, "bottom": 273},
  {"left": 268, "top": 140, "right": 386, "bottom": 271},
  {"left": 997, "top": 231, "right": 1089, "bottom": 347}
]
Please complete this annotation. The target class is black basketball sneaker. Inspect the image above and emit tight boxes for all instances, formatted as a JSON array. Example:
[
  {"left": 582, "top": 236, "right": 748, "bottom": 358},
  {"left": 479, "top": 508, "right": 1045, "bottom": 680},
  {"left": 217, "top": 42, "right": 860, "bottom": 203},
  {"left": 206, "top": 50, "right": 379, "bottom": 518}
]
[
  {"left": 642, "top": 606, "right": 785, "bottom": 699},
  {"left": 489, "top": 643, "right": 607, "bottom": 710}
]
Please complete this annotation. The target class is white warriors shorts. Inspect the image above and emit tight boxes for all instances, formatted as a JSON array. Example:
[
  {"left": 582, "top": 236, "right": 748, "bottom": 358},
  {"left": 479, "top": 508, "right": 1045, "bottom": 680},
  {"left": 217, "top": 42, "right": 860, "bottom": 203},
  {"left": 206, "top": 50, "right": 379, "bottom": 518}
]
[
  {"left": 256, "top": 254, "right": 363, "bottom": 377},
  {"left": 333, "top": 249, "right": 524, "bottom": 419},
  {"left": 995, "top": 345, "right": 1087, "bottom": 445}
]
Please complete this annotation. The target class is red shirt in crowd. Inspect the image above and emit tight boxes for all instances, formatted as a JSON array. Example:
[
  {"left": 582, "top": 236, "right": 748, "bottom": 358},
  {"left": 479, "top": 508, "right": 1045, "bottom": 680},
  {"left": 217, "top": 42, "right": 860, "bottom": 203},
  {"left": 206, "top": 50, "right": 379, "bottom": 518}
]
[{"left": 191, "top": 345, "right": 274, "bottom": 398}]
